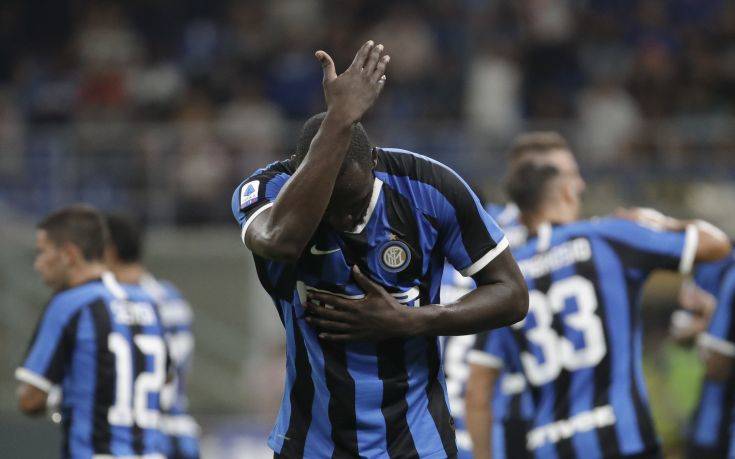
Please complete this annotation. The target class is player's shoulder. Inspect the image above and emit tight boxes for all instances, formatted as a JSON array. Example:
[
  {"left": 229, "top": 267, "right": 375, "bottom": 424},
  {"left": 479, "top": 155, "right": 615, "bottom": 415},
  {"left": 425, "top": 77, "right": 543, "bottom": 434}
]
[
  {"left": 693, "top": 250, "right": 735, "bottom": 293},
  {"left": 46, "top": 280, "right": 111, "bottom": 318},
  {"left": 376, "top": 147, "right": 459, "bottom": 185},
  {"left": 375, "top": 147, "right": 477, "bottom": 212}
]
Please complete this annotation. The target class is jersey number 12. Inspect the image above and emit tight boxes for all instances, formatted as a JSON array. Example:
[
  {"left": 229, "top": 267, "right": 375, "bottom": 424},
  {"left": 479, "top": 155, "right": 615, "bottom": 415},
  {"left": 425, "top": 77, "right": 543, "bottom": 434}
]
[{"left": 107, "top": 333, "right": 166, "bottom": 429}]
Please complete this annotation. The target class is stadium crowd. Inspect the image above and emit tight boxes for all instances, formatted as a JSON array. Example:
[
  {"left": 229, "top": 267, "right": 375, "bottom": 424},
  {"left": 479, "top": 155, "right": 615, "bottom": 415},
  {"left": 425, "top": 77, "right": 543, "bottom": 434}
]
[{"left": 1, "top": 0, "right": 735, "bottom": 223}]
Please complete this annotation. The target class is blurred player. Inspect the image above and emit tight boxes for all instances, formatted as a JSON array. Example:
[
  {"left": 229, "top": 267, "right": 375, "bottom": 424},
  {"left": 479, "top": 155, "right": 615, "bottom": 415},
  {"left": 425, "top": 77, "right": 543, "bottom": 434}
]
[
  {"left": 465, "top": 163, "right": 731, "bottom": 458},
  {"left": 16, "top": 205, "right": 169, "bottom": 458},
  {"left": 105, "top": 213, "right": 200, "bottom": 459},
  {"left": 668, "top": 249, "right": 735, "bottom": 458},
  {"left": 232, "top": 41, "right": 528, "bottom": 458},
  {"left": 442, "top": 131, "right": 584, "bottom": 458}
]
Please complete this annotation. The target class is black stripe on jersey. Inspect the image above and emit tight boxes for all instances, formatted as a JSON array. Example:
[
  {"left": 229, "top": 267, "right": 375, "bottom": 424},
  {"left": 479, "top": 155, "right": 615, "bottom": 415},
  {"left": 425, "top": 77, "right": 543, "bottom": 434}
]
[
  {"left": 90, "top": 299, "right": 114, "bottom": 454},
  {"left": 130, "top": 320, "right": 145, "bottom": 454},
  {"left": 504, "top": 419, "right": 532, "bottom": 459},
  {"left": 320, "top": 342, "right": 359, "bottom": 458},
  {"left": 381, "top": 184, "right": 423, "bottom": 284},
  {"left": 253, "top": 255, "right": 297, "bottom": 307},
  {"left": 576, "top": 255, "right": 622, "bottom": 457},
  {"left": 627, "top": 284, "right": 658, "bottom": 452},
  {"left": 424, "top": 337, "right": 457, "bottom": 456},
  {"left": 62, "top": 407, "right": 73, "bottom": 459},
  {"left": 279, "top": 311, "right": 315, "bottom": 458},
  {"left": 605, "top": 239, "right": 679, "bottom": 274},
  {"left": 473, "top": 331, "right": 490, "bottom": 351},
  {"left": 44, "top": 310, "right": 82, "bottom": 384},
  {"left": 375, "top": 149, "right": 498, "bottom": 263},
  {"left": 376, "top": 339, "right": 419, "bottom": 458}
]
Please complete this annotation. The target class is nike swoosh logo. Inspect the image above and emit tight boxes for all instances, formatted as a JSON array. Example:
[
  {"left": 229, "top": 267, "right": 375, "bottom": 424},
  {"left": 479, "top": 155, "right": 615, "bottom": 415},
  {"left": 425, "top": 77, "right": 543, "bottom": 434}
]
[{"left": 309, "top": 245, "right": 341, "bottom": 255}]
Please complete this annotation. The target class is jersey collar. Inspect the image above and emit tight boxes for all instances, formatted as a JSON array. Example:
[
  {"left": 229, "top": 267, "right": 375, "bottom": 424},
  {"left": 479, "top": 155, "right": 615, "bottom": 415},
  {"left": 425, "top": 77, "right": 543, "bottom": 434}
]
[{"left": 343, "top": 177, "right": 383, "bottom": 234}]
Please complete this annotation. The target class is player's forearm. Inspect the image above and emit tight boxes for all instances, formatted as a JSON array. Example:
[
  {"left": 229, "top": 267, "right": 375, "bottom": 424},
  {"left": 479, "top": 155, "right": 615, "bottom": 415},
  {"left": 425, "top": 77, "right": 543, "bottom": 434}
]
[
  {"left": 258, "top": 111, "right": 353, "bottom": 259},
  {"left": 466, "top": 405, "right": 492, "bottom": 459},
  {"left": 412, "top": 283, "right": 526, "bottom": 336}
]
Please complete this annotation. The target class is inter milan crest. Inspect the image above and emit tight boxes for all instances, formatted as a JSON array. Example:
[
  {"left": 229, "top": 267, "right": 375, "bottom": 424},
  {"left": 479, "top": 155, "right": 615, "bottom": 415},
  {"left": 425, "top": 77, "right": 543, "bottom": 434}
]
[{"left": 379, "top": 235, "right": 411, "bottom": 273}]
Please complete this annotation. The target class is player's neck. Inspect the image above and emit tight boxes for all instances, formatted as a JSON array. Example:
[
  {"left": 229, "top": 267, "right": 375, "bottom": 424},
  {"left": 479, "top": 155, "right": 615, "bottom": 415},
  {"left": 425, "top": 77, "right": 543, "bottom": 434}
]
[
  {"left": 522, "top": 205, "right": 575, "bottom": 233},
  {"left": 67, "top": 262, "right": 107, "bottom": 288},
  {"left": 111, "top": 263, "right": 147, "bottom": 284}
]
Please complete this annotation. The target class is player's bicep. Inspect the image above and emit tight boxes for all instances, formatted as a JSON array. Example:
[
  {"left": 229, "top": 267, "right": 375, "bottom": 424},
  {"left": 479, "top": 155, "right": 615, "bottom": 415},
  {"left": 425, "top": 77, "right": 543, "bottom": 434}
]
[
  {"left": 16, "top": 303, "right": 80, "bottom": 391},
  {"left": 436, "top": 176, "right": 507, "bottom": 277},
  {"left": 599, "top": 218, "right": 696, "bottom": 274}
]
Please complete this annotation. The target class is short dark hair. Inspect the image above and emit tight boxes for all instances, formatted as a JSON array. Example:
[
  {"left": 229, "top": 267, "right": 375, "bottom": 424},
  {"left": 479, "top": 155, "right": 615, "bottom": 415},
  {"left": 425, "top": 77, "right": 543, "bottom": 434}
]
[
  {"left": 105, "top": 213, "right": 144, "bottom": 263},
  {"left": 505, "top": 162, "right": 561, "bottom": 213},
  {"left": 509, "top": 131, "right": 570, "bottom": 160},
  {"left": 37, "top": 205, "right": 109, "bottom": 261},
  {"left": 292, "top": 112, "right": 373, "bottom": 172}
]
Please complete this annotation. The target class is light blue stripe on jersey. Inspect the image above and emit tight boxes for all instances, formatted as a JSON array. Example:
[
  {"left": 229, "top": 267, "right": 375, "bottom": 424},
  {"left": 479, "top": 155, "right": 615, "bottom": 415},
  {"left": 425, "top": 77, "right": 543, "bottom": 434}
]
[
  {"left": 68, "top": 306, "right": 96, "bottom": 458},
  {"left": 345, "top": 342, "right": 387, "bottom": 457},
  {"left": 297, "top": 306, "right": 334, "bottom": 458},
  {"left": 591, "top": 238, "right": 643, "bottom": 454},
  {"left": 269, "top": 299, "right": 295, "bottom": 453},
  {"left": 694, "top": 381, "right": 725, "bottom": 446},
  {"left": 403, "top": 338, "right": 445, "bottom": 457},
  {"left": 494, "top": 423, "right": 507, "bottom": 459}
]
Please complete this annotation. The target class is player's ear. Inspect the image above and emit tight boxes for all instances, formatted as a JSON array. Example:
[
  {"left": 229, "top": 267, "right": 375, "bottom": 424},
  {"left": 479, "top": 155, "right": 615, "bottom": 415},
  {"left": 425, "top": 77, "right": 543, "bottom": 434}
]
[{"left": 61, "top": 242, "right": 83, "bottom": 266}]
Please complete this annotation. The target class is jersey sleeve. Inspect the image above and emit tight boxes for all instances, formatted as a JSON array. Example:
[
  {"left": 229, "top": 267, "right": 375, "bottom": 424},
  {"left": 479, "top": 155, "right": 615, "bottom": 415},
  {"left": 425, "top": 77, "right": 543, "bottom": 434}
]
[
  {"left": 15, "top": 298, "right": 82, "bottom": 392},
  {"left": 231, "top": 167, "right": 291, "bottom": 244},
  {"left": 466, "top": 329, "right": 508, "bottom": 369},
  {"left": 593, "top": 217, "right": 699, "bottom": 275},
  {"left": 699, "top": 268, "right": 735, "bottom": 357},
  {"left": 434, "top": 168, "right": 508, "bottom": 277}
]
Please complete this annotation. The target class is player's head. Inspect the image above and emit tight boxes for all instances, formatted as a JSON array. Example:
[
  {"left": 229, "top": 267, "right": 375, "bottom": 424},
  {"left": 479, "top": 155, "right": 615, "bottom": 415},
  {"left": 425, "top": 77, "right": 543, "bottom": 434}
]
[
  {"left": 507, "top": 130, "right": 585, "bottom": 210},
  {"left": 35, "top": 205, "right": 109, "bottom": 290},
  {"left": 505, "top": 161, "right": 581, "bottom": 225},
  {"left": 104, "top": 213, "right": 144, "bottom": 268},
  {"left": 292, "top": 112, "right": 378, "bottom": 232}
]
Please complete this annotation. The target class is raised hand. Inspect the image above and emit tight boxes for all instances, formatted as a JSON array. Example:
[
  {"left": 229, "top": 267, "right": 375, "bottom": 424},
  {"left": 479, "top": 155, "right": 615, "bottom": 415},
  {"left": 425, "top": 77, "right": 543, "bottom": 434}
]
[
  {"left": 315, "top": 40, "right": 390, "bottom": 124},
  {"left": 304, "top": 265, "right": 412, "bottom": 342}
]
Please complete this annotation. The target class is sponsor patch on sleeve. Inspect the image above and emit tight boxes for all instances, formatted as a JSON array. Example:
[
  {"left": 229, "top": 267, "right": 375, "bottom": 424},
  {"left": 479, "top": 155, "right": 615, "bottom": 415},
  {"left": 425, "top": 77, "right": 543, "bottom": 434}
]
[{"left": 240, "top": 180, "right": 261, "bottom": 209}]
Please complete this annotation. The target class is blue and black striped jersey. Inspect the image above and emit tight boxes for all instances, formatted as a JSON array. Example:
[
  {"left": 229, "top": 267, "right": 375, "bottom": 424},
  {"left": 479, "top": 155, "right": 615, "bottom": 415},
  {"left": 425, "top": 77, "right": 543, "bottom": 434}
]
[
  {"left": 140, "top": 274, "right": 200, "bottom": 459},
  {"left": 16, "top": 273, "right": 169, "bottom": 458},
  {"left": 232, "top": 148, "right": 508, "bottom": 458},
  {"left": 475, "top": 218, "right": 698, "bottom": 458},
  {"left": 441, "top": 202, "right": 531, "bottom": 459},
  {"left": 688, "top": 251, "right": 735, "bottom": 458}
]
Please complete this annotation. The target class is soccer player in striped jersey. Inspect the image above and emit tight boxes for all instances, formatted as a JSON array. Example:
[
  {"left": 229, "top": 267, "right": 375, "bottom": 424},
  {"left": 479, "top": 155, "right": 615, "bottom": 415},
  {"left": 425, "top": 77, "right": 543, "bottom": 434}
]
[
  {"left": 16, "top": 205, "right": 169, "bottom": 458},
  {"left": 670, "top": 250, "right": 735, "bottom": 458},
  {"left": 105, "top": 213, "right": 200, "bottom": 459},
  {"left": 232, "top": 41, "right": 529, "bottom": 458},
  {"left": 443, "top": 132, "right": 583, "bottom": 458},
  {"left": 465, "top": 163, "right": 732, "bottom": 459}
]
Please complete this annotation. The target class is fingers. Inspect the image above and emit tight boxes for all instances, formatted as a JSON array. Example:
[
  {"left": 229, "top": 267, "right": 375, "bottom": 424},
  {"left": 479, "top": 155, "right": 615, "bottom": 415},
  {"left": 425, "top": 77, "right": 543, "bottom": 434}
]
[
  {"left": 304, "top": 302, "right": 352, "bottom": 321},
  {"left": 351, "top": 265, "right": 381, "bottom": 294},
  {"left": 315, "top": 50, "right": 337, "bottom": 83},
  {"left": 308, "top": 292, "right": 358, "bottom": 310},
  {"left": 371, "top": 54, "right": 390, "bottom": 84},
  {"left": 363, "top": 43, "right": 384, "bottom": 75},
  {"left": 305, "top": 316, "right": 352, "bottom": 333},
  {"left": 349, "top": 40, "right": 375, "bottom": 72}
]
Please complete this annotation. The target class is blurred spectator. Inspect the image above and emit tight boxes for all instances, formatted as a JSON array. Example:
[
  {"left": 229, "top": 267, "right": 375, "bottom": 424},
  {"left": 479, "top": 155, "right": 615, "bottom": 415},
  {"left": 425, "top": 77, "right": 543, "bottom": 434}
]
[
  {"left": 1, "top": 0, "right": 735, "bottom": 222},
  {"left": 576, "top": 77, "right": 641, "bottom": 164}
]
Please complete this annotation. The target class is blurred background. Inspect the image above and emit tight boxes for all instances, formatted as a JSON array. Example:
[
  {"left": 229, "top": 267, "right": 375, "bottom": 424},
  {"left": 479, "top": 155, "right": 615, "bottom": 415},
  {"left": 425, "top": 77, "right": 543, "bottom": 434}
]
[{"left": 0, "top": 0, "right": 733, "bottom": 457}]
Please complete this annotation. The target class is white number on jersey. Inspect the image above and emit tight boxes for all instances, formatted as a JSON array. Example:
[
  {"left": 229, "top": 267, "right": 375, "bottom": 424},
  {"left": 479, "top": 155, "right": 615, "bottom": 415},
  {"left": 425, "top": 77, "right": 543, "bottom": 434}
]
[
  {"left": 514, "top": 275, "right": 607, "bottom": 386},
  {"left": 443, "top": 334, "right": 475, "bottom": 418},
  {"left": 108, "top": 332, "right": 166, "bottom": 428}
]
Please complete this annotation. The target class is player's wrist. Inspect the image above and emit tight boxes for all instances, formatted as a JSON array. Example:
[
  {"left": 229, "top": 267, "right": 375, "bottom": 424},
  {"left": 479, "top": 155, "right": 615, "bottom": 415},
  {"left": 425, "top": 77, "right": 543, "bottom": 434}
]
[{"left": 324, "top": 107, "right": 359, "bottom": 128}]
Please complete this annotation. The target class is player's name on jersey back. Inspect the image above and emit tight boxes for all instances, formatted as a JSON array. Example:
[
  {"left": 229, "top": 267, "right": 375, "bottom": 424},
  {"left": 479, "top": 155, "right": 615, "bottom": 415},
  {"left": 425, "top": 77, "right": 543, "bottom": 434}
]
[
  {"left": 110, "top": 300, "right": 158, "bottom": 326},
  {"left": 518, "top": 238, "right": 591, "bottom": 279}
]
